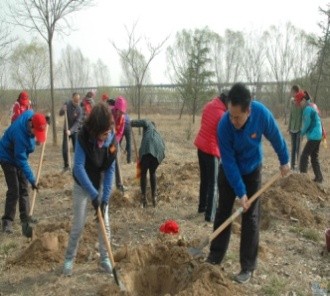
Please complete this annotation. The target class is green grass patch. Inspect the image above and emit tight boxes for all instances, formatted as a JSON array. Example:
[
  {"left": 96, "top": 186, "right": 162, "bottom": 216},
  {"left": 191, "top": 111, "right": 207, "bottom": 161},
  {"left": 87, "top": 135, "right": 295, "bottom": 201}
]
[
  {"left": 261, "top": 275, "right": 286, "bottom": 296},
  {"left": 0, "top": 241, "right": 18, "bottom": 256}
]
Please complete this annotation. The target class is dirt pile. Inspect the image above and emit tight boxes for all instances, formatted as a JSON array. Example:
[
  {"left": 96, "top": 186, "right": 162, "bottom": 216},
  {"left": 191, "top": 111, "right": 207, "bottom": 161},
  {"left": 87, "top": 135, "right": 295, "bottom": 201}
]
[
  {"left": 261, "top": 173, "right": 327, "bottom": 228},
  {"left": 98, "top": 234, "right": 243, "bottom": 296}
]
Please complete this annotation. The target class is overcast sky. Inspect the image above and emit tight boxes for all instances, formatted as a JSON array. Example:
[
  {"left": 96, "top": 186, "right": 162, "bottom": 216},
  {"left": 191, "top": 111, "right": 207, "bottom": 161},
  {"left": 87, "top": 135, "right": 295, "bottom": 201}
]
[{"left": 7, "top": 0, "right": 330, "bottom": 85}]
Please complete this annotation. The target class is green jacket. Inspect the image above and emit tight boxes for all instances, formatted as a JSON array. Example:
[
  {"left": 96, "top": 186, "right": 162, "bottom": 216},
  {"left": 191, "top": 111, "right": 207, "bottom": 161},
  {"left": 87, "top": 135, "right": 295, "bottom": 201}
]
[
  {"left": 288, "top": 99, "right": 302, "bottom": 133},
  {"left": 131, "top": 119, "right": 165, "bottom": 164}
]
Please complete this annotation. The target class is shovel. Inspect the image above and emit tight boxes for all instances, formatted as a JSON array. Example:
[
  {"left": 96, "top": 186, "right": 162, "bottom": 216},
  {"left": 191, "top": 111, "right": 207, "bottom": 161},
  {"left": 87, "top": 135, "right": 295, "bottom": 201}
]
[
  {"left": 64, "top": 109, "right": 72, "bottom": 169},
  {"left": 97, "top": 208, "right": 126, "bottom": 290},
  {"left": 188, "top": 172, "right": 281, "bottom": 257},
  {"left": 24, "top": 124, "right": 49, "bottom": 238}
]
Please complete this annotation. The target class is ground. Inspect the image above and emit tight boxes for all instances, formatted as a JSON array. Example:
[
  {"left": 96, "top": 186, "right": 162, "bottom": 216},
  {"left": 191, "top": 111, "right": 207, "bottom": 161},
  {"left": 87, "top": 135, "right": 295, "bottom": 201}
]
[{"left": 0, "top": 114, "right": 329, "bottom": 296}]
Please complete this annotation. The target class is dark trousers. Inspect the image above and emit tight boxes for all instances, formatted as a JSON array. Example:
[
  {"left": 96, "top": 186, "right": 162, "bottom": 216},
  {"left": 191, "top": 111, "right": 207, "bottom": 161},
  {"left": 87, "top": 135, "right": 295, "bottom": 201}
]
[
  {"left": 1, "top": 162, "right": 30, "bottom": 222},
  {"left": 290, "top": 132, "right": 301, "bottom": 170},
  {"left": 209, "top": 165, "right": 261, "bottom": 271},
  {"left": 140, "top": 154, "right": 159, "bottom": 197},
  {"left": 197, "top": 149, "right": 219, "bottom": 220},
  {"left": 120, "top": 125, "right": 132, "bottom": 164},
  {"left": 62, "top": 132, "right": 77, "bottom": 168},
  {"left": 299, "top": 140, "right": 323, "bottom": 182}
]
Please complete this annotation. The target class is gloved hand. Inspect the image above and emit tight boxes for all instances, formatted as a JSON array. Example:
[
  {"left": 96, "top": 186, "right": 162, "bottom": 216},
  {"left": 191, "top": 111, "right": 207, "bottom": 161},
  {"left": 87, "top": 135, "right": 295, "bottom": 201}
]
[
  {"left": 100, "top": 201, "right": 107, "bottom": 218},
  {"left": 91, "top": 198, "right": 99, "bottom": 211},
  {"left": 31, "top": 183, "right": 39, "bottom": 191}
]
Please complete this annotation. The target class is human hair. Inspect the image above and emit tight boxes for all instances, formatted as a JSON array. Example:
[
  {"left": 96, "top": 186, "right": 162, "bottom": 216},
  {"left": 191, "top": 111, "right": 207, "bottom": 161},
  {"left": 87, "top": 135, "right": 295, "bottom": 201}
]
[
  {"left": 219, "top": 89, "right": 229, "bottom": 105},
  {"left": 84, "top": 103, "right": 113, "bottom": 138},
  {"left": 72, "top": 92, "right": 79, "bottom": 98},
  {"left": 303, "top": 90, "right": 312, "bottom": 101},
  {"left": 228, "top": 83, "right": 251, "bottom": 112},
  {"left": 291, "top": 85, "right": 300, "bottom": 93}
]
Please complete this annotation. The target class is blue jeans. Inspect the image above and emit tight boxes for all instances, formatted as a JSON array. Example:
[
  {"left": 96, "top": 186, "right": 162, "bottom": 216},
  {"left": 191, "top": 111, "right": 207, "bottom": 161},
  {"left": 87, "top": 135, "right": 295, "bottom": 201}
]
[{"left": 65, "top": 182, "right": 111, "bottom": 261}]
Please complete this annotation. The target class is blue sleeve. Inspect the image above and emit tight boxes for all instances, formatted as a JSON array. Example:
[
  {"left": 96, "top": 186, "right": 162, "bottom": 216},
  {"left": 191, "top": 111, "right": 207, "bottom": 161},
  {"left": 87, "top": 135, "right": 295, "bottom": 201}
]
[
  {"left": 102, "top": 161, "right": 115, "bottom": 203},
  {"left": 73, "top": 140, "right": 98, "bottom": 200},
  {"left": 14, "top": 139, "right": 36, "bottom": 185},
  {"left": 262, "top": 107, "right": 289, "bottom": 165},
  {"left": 218, "top": 118, "right": 247, "bottom": 198},
  {"left": 300, "top": 107, "right": 311, "bottom": 137}
]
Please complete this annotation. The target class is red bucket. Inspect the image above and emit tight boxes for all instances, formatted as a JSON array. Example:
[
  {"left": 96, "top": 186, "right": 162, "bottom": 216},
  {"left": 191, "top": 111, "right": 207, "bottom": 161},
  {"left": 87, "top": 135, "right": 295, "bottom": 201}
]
[{"left": 325, "top": 228, "right": 330, "bottom": 252}]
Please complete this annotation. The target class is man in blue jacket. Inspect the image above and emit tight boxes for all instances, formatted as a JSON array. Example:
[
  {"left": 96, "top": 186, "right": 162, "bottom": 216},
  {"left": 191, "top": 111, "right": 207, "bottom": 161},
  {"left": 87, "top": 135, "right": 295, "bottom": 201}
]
[
  {"left": 0, "top": 110, "right": 47, "bottom": 237},
  {"left": 206, "top": 83, "right": 290, "bottom": 284}
]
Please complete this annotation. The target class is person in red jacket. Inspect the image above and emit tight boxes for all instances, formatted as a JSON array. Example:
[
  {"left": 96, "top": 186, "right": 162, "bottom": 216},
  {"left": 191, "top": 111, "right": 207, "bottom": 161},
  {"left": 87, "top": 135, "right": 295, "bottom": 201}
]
[
  {"left": 194, "top": 90, "right": 228, "bottom": 222},
  {"left": 11, "top": 91, "right": 32, "bottom": 122}
]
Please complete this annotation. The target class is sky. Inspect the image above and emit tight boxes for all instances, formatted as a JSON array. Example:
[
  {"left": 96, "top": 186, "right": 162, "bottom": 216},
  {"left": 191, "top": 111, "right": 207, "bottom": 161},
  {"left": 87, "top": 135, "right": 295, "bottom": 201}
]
[{"left": 6, "top": 0, "right": 330, "bottom": 85}]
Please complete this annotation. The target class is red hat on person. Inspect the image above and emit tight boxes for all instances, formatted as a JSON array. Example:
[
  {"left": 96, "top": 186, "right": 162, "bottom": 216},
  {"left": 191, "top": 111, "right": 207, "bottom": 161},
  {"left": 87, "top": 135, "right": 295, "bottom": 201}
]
[
  {"left": 19, "top": 91, "right": 30, "bottom": 106},
  {"left": 31, "top": 113, "right": 47, "bottom": 143},
  {"left": 114, "top": 96, "right": 127, "bottom": 113},
  {"left": 101, "top": 93, "right": 109, "bottom": 102},
  {"left": 159, "top": 220, "right": 179, "bottom": 234},
  {"left": 294, "top": 91, "right": 305, "bottom": 105}
]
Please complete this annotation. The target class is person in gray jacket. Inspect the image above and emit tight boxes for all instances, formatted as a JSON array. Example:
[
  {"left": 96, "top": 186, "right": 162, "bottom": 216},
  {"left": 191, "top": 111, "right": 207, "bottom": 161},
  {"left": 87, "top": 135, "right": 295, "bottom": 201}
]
[
  {"left": 59, "top": 92, "right": 82, "bottom": 171},
  {"left": 131, "top": 119, "right": 165, "bottom": 208}
]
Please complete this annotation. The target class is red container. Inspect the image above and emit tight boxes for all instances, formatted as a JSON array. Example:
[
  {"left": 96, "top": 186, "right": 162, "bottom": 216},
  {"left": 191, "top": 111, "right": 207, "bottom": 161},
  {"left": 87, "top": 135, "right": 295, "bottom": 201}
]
[{"left": 325, "top": 228, "right": 330, "bottom": 252}]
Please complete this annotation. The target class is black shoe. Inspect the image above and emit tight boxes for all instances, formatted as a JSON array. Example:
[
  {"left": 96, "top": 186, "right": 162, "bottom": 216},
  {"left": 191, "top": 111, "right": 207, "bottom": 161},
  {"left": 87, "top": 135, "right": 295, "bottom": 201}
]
[
  {"left": 2, "top": 219, "right": 13, "bottom": 234},
  {"left": 234, "top": 270, "right": 253, "bottom": 284},
  {"left": 198, "top": 207, "right": 206, "bottom": 213},
  {"left": 152, "top": 195, "right": 157, "bottom": 207},
  {"left": 313, "top": 178, "right": 323, "bottom": 184},
  {"left": 62, "top": 166, "right": 70, "bottom": 173},
  {"left": 21, "top": 221, "right": 33, "bottom": 238}
]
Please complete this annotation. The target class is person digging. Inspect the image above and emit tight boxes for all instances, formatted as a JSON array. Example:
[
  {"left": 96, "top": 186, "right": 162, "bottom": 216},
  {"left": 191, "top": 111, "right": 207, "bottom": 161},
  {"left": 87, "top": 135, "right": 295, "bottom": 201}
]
[{"left": 0, "top": 110, "right": 48, "bottom": 237}]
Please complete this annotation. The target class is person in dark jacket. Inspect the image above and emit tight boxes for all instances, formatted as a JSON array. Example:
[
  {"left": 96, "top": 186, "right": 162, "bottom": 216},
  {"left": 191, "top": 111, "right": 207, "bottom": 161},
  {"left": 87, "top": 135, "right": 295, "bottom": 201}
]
[
  {"left": 59, "top": 92, "right": 82, "bottom": 171},
  {"left": 194, "top": 91, "right": 228, "bottom": 222},
  {"left": 120, "top": 113, "right": 132, "bottom": 164},
  {"left": 206, "top": 83, "right": 290, "bottom": 284},
  {"left": 0, "top": 110, "right": 47, "bottom": 236},
  {"left": 63, "top": 103, "right": 117, "bottom": 276},
  {"left": 131, "top": 119, "right": 165, "bottom": 208}
]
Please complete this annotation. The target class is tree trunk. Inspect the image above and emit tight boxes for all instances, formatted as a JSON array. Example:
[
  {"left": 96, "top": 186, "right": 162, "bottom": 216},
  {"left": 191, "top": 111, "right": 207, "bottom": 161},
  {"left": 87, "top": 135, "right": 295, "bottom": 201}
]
[{"left": 48, "top": 39, "right": 57, "bottom": 145}]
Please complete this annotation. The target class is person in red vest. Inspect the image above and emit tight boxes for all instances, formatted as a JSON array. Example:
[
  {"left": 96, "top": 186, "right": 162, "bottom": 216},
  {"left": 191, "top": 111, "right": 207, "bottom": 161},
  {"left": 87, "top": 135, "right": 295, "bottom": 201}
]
[
  {"left": 194, "top": 90, "right": 228, "bottom": 222},
  {"left": 11, "top": 91, "right": 32, "bottom": 122},
  {"left": 81, "top": 91, "right": 95, "bottom": 123}
]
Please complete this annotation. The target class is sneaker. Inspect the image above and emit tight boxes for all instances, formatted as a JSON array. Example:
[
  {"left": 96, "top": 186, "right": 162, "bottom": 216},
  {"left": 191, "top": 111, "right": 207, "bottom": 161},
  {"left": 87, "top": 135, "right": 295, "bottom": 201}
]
[
  {"left": 100, "top": 258, "right": 113, "bottom": 276},
  {"left": 234, "top": 270, "right": 253, "bottom": 284},
  {"left": 63, "top": 259, "right": 73, "bottom": 276},
  {"left": 2, "top": 219, "right": 13, "bottom": 234},
  {"left": 62, "top": 166, "right": 70, "bottom": 173}
]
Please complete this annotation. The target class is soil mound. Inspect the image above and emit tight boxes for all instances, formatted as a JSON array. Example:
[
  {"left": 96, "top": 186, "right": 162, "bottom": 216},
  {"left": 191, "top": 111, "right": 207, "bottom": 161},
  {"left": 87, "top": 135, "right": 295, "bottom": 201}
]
[
  {"left": 261, "top": 173, "right": 327, "bottom": 228},
  {"left": 38, "top": 172, "right": 72, "bottom": 189}
]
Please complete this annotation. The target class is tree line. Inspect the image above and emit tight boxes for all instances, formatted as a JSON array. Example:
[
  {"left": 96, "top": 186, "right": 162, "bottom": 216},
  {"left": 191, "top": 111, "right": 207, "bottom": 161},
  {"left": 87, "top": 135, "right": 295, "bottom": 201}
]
[{"left": 0, "top": 1, "right": 329, "bottom": 144}]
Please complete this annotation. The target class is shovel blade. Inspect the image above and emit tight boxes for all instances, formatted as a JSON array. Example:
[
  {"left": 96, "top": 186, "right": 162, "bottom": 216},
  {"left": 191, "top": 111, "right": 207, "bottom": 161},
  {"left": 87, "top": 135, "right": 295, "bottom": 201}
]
[
  {"left": 113, "top": 268, "right": 126, "bottom": 291},
  {"left": 188, "top": 237, "right": 210, "bottom": 258}
]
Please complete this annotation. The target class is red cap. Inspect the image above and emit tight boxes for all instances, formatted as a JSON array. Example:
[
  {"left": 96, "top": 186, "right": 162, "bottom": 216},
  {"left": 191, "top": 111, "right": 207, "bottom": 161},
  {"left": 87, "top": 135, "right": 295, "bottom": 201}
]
[
  {"left": 101, "top": 93, "right": 109, "bottom": 102},
  {"left": 32, "top": 113, "right": 47, "bottom": 143},
  {"left": 294, "top": 91, "right": 305, "bottom": 105},
  {"left": 159, "top": 220, "right": 179, "bottom": 234},
  {"left": 19, "top": 91, "right": 30, "bottom": 106}
]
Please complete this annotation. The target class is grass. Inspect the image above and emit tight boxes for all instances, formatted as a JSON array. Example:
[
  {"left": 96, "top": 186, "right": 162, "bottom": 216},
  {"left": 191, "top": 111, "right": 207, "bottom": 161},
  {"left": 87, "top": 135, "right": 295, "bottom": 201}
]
[
  {"left": 260, "top": 275, "right": 286, "bottom": 295},
  {"left": 289, "top": 226, "right": 320, "bottom": 242},
  {"left": 0, "top": 241, "right": 18, "bottom": 256}
]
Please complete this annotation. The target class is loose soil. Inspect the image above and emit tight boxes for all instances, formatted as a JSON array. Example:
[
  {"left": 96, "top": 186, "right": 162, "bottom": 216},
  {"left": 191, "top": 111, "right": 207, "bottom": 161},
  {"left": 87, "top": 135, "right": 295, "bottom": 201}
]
[{"left": 0, "top": 115, "right": 329, "bottom": 296}]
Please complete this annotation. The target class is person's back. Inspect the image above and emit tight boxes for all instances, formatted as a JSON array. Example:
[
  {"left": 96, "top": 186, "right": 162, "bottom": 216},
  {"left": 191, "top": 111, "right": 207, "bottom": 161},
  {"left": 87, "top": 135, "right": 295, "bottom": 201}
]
[{"left": 11, "top": 91, "right": 32, "bottom": 123}]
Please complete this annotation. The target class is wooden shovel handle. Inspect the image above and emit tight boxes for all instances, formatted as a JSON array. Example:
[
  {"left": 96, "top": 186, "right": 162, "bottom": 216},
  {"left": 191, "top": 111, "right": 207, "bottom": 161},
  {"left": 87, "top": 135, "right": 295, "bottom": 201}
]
[
  {"left": 97, "top": 208, "right": 116, "bottom": 269},
  {"left": 64, "top": 109, "right": 71, "bottom": 169},
  {"left": 29, "top": 124, "right": 49, "bottom": 216},
  {"left": 209, "top": 172, "right": 281, "bottom": 242}
]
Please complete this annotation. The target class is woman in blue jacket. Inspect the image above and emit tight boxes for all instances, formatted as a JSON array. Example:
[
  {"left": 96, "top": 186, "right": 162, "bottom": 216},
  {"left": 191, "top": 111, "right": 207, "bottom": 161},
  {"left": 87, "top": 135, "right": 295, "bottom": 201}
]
[
  {"left": 298, "top": 91, "right": 323, "bottom": 183},
  {"left": 63, "top": 103, "right": 117, "bottom": 276},
  {"left": 0, "top": 110, "right": 47, "bottom": 236}
]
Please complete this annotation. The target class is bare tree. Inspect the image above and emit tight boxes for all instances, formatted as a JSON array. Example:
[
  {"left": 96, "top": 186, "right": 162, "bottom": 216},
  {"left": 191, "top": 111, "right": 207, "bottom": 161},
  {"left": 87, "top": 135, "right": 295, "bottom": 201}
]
[
  {"left": 112, "top": 21, "right": 169, "bottom": 119},
  {"left": 9, "top": 41, "right": 49, "bottom": 107},
  {"left": 8, "top": 0, "right": 95, "bottom": 145},
  {"left": 57, "top": 45, "right": 91, "bottom": 89},
  {"left": 241, "top": 30, "right": 269, "bottom": 97},
  {"left": 94, "top": 58, "right": 110, "bottom": 87}
]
